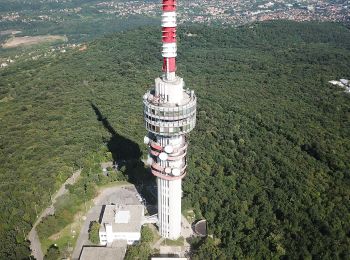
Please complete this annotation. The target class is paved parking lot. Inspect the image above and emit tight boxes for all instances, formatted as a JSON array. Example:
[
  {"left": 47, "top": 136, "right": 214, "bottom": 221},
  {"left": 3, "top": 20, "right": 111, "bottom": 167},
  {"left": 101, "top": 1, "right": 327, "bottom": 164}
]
[{"left": 72, "top": 184, "right": 141, "bottom": 259}]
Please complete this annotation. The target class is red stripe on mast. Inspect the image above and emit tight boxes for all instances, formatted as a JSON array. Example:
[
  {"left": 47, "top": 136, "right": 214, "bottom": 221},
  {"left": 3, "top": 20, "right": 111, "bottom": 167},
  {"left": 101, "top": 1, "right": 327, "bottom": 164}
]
[
  {"left": 162, "top": 27, "right": 176, "bottom": 43},
  {"left": 163, "top": 0, "right": 176, "bottom": 11},
  {"left": 162, "top": 0, "right": 177, "bottom": 74},
  {"left": 163, "top": 57, "right": 176, "bottom": 73}
]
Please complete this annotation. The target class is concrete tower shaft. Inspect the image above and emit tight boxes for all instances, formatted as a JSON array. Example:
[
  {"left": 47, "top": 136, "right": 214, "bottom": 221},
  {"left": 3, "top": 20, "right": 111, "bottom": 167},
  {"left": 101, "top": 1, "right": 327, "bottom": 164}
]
[{"left": 143, "top": 0, "right": 196, "bottom": 239}]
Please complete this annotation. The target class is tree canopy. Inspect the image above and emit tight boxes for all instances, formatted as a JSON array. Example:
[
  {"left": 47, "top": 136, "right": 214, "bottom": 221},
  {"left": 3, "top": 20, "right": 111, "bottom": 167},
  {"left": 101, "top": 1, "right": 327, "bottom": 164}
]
[{"left": 0, "top": 20, "right": 349, "bottom": 258}]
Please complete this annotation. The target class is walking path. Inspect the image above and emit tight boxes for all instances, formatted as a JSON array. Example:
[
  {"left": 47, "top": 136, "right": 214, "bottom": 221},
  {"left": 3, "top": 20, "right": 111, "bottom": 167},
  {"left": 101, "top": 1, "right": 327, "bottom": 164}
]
[
  {"left": 28, "top": 170, "right": 82, "bottom": 260},
  {"left": 153, "top": 237, "right": 165, "bottom": 249}
]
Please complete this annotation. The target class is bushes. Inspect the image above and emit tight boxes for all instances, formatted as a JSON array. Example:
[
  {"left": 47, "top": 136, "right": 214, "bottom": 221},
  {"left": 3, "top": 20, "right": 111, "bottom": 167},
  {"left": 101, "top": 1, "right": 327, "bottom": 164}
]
[
  {"left": 88, "top": 221, "right": 100, "bottom": 244},
  {"left": 44, "top": 244, "right": 60, "bottom": 260},
  {"left": 141, "top": 226, "right": 153, "bottom": 243}
]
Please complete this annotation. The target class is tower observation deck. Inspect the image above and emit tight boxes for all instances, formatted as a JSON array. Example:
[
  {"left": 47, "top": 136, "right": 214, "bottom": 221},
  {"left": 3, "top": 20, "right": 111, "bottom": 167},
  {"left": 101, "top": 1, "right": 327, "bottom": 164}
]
[{"left": 143, "top": 0, "right": 196, "bottom": 239}]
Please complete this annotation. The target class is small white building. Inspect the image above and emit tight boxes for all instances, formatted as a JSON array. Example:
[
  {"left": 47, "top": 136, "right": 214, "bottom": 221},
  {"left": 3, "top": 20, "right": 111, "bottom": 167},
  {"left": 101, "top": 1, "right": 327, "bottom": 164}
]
[
  {"left": 99, "top": 204, "right": 144, "bottom": 246},
  {"left": 329, "top": 80, "right": 344, "bottom": 87},
  {"left": 340, "top": 79, "right": 349, "bottom": 86}
]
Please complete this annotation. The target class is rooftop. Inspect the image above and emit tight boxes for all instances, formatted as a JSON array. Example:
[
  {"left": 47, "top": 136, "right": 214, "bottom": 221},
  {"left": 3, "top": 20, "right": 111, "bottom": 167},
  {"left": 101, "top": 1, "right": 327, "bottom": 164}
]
[
  {"left": 115, "top": 210, "right": 130, "bottom": 223},
  {"left": 100, "top": 204, "right": 144, "bottom": 233},
  {"left": 79, "top": 246, "right": 126, "bottom": 260},
  {"left": 194, "top": 219, "right": 207, "bottom": 237}
]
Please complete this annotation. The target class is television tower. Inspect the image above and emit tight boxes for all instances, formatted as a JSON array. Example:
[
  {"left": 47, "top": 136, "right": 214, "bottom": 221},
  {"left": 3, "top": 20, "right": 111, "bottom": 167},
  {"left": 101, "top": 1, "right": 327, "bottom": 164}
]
[{"left": 143, "top": 0, "right": 196, "bottom": 239}]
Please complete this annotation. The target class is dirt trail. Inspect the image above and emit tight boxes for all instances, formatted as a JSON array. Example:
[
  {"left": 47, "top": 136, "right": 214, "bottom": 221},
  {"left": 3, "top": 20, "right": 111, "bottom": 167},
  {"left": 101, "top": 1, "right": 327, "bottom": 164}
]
[{"left": 28, "top": 170, "right": 81, "bottom": 260}]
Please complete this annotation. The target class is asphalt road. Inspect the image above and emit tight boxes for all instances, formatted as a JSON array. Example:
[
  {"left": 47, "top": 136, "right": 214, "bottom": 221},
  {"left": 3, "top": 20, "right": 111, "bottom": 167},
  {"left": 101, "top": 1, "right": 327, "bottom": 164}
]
[
  {"left": 28, "top": 170, "right": 81, "bottom": 260},
  {"left": 71, "top": 184, "right": 141, "bottom": 259}
]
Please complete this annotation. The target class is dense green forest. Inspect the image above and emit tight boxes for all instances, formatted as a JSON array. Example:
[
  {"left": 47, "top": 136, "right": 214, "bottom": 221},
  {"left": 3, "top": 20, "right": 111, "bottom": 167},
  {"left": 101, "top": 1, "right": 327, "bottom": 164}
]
[{"left": 0, "top": 21, "right": 349, "bottom": 258}]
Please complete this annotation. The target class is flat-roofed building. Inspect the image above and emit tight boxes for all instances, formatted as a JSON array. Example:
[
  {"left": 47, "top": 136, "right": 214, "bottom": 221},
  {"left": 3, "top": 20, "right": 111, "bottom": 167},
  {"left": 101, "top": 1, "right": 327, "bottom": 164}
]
[
  {"left": 79, "top": 245, "right": 126, "bottom": 260},
  {"left": 99, "top": 204, "right": 144, "bottom": 245}
]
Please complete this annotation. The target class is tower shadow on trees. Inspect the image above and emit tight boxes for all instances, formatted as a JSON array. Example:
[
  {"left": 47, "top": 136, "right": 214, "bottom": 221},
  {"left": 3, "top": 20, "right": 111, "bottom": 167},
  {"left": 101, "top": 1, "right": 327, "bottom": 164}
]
[
  {"left": 90, "top": 102, "right": 156, "bottom": 206},
  {"left": 90, "top": 102, "right": 141, "bottom": 162}
]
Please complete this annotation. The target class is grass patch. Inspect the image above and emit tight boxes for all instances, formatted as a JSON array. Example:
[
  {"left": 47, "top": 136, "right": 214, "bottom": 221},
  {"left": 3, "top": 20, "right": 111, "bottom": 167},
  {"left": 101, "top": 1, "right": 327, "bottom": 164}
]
[
  {"left": 145, "top": 224, "right": 161, "bottom": 244},
  {"left": 97, "top": 180, "right": 130, "bottom": 189},
  {"left": 41, "top": 200, "right": 94, "bottom": 256},
  {"left": 183, "top": 209, "right": 196, "bottom": 224},
  {"left": 161, "top": 237, "right": 185, "bottom": 247}
]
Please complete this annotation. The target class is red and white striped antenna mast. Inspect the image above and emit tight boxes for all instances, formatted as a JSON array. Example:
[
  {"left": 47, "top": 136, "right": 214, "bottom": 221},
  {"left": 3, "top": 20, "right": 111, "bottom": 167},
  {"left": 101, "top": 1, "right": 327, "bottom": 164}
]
[{"left": 162, "top": 0, "right": 177, "bottom": 80}]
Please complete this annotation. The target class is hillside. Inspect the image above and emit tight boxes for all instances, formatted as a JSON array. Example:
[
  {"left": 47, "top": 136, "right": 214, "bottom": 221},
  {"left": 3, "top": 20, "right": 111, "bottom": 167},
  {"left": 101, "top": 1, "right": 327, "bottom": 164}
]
[{"left": 0, "top": 21, "right": 349, "bottom": 258}]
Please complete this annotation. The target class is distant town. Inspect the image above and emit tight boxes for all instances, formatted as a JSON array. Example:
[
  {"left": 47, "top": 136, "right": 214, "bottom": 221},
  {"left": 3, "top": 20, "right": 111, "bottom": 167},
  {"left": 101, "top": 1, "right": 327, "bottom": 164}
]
[
  {"left": 1, "top": 0, "right": 349, "bottom": 27},
  {"left": 0, "top": 0, "right": 349, "bottom": 66}
]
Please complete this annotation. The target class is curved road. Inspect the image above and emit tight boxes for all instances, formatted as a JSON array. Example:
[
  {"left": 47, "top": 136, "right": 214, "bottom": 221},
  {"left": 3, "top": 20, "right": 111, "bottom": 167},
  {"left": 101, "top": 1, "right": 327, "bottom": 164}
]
[{"left": 28, "top": 170, "right": 81, "bottom": 260}]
